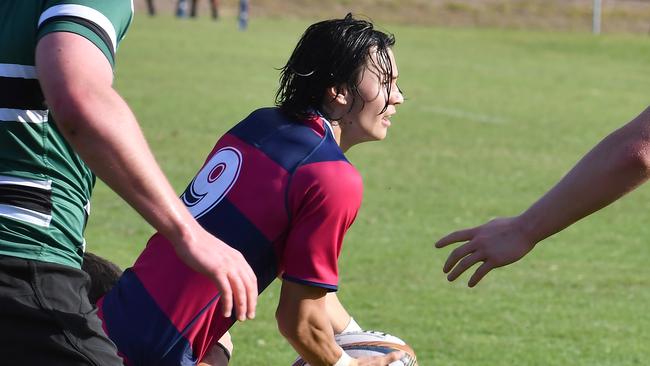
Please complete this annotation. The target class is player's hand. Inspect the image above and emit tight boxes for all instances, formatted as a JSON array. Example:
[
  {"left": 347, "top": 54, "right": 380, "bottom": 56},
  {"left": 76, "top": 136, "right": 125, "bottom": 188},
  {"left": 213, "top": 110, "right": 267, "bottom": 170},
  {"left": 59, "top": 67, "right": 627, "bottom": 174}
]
[
  {"left": 351, "top": 351, "right": 406, "bottom": 366},
  {"left": 435, "top": 216, "right": 537, "bottom": 287},
  {"left": 173, "top": 226, "right": 257, "bottom": 321}
]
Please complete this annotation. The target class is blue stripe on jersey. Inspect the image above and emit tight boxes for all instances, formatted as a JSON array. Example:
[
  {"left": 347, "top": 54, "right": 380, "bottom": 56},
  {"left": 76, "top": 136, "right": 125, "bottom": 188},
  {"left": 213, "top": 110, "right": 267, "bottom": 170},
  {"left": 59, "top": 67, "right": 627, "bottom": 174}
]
[
  {"left": 228, "top": 108, "right": 325, "bottom": 173},
  {"left": 102, "top": 270, "right": 197, "bottom": 366},
  {"left": 196, "top": 198, "right": 278, "bottom": 294}
]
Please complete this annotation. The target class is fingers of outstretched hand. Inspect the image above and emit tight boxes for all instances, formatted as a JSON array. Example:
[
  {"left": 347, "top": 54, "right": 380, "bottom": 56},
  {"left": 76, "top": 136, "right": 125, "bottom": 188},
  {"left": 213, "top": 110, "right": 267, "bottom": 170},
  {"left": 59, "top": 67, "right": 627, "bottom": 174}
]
[
  {"left": 468, "top": 262, "right": 493, "bottom": 287},
  {"left": 435, "top": 227, "right": 476, "bottom": 248},
  {"left": 443, "top": 242, "right": 475, "bottom": 273},
  {"left": 446, "top": 251, "right": 483, "bottom": 281}
]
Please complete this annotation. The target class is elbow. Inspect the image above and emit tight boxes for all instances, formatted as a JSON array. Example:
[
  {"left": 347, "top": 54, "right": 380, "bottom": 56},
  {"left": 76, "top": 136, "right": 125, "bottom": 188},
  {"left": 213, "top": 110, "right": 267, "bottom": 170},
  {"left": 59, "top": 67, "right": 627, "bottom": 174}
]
[
  {"left": 636, "top": 107, "right": 650, "bottom": 171},
  {"left": 628, "top": 144, "right": 650, "bottom": 176},
  {"left": 616, "top": 108, "right": 650, "bottom": 177},
  {"left": 618, "top": 136, "right": 650, "bottom": 179},
  {"left": 636, "top": 133, "right": 650, "bottom": 173}
]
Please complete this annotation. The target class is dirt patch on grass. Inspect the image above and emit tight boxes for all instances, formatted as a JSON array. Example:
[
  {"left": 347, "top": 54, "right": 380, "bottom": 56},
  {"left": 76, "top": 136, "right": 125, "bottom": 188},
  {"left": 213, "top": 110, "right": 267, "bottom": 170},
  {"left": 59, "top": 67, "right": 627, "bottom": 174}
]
[{"left": 136, "top": 0, "right": 650, "bottom": 33}]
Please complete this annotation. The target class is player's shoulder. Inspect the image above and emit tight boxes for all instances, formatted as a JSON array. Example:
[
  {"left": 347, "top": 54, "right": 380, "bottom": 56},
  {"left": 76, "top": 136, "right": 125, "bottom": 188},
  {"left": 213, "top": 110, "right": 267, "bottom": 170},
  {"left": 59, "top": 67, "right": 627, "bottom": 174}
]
[
  {"left": 246, "top": 107, "right": 283, "bottom": 120},
  {"left": 294, "top": 118, "right": 361, "bottom": 194},
  {"left": 236, "top": 107, "right": 292, "bottom": 129},
  {"left": 229, "top": 107, "right": 299, "bottom": 141},
  {"left": 39, "top": 0, "right": 134, "bottom": 42},
  {"left": 289, "top": 160, "right": 362, "bottom": 216},
  {"left": 294, "top": 158, "right": 363, "bottom": 198},
  {"left": 228, "top": 107, "right": 336, "bottom": 170},
  {"left": 38, "top": 0, "right": 133, "bottom": 65}
]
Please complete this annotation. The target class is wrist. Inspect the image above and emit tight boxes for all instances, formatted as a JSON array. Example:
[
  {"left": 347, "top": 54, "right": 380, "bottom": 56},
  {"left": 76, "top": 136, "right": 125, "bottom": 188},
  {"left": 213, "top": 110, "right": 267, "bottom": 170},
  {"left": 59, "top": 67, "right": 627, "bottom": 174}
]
[
  {"left": 154, "top": 197, "right": 197, "bottom": 248},
  {"left": 340, "top": 317, "right": 362, "bottom": 334},
  {"left": 515, "top": 211, "right": 545, "bottom": 245},
  {"left": 165, "top": 210, "right": 204, "bottom": 251},
  {"left": 333, "top": 348, "right": 352, "bottom": 366}
]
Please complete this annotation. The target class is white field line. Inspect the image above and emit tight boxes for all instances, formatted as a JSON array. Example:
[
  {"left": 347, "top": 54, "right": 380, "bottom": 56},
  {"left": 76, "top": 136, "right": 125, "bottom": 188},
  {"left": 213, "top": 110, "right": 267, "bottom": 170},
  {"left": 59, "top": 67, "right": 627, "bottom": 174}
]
[{"left": 424, "top": 105, "right": 507, "bottom": 124}]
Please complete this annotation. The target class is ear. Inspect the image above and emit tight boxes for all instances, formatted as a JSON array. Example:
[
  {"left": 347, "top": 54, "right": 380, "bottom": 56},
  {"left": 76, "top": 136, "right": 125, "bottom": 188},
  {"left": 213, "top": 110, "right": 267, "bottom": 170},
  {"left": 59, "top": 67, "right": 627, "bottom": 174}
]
[{"left": 326, "top": 84, "right": 350, "bottom": 106}]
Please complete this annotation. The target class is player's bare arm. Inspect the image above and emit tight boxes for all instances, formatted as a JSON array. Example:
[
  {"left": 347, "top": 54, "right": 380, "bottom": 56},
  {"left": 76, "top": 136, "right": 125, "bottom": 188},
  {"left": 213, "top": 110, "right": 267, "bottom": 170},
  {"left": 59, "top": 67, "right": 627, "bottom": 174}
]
[
  {"left": 276, "top": 281, "right": 344, "bottom": 365},
  {"left": 277, "top": 281, "right": 403, "bottom": 366},
  {"left": 325, "top": 292, "right": 362, "bottom": 334},
  {"left": 35, "top": 31, "right": 257, "bottom": 320},
  {"left": 325, "top": 292, "right": 353, "bottom": 333},
  {"left": 436, "top": 106, "right": 650, "bottom": 287}
]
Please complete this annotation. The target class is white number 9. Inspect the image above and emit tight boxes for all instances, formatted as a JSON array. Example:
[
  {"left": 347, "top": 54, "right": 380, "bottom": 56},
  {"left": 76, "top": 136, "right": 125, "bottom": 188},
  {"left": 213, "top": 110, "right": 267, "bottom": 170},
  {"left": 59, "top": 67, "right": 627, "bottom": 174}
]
[{"left": 182, "top": 147, "right": 242, "bottom": 219}]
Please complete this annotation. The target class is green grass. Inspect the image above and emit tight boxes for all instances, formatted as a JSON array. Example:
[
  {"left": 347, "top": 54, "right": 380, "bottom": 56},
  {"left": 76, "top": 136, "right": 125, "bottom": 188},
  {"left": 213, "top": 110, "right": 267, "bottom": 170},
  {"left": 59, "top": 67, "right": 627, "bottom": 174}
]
[{"left": 87, "top": 14, "right": 650, "bottom": 365}]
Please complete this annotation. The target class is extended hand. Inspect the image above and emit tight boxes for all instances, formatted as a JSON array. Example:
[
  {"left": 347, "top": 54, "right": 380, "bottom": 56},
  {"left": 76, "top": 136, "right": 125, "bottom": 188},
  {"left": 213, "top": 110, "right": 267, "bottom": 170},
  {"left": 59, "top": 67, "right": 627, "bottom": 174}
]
[{"left": 435, "top": 217, "right": 537, "bottom": 287}]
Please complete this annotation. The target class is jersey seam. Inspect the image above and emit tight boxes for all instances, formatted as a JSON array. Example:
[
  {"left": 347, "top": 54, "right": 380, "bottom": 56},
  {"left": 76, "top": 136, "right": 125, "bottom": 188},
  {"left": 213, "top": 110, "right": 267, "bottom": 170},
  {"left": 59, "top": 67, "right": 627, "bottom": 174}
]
[{"left": 283, "top": 121, "right": 329, "bottom": 227}]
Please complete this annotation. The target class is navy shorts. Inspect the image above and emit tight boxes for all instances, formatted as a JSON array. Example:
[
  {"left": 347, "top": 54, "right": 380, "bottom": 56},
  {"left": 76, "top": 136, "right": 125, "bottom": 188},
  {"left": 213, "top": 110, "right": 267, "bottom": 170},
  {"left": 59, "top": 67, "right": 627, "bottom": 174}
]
[{"left": 0, "top": 255, "right": 124, "bottom": 366}]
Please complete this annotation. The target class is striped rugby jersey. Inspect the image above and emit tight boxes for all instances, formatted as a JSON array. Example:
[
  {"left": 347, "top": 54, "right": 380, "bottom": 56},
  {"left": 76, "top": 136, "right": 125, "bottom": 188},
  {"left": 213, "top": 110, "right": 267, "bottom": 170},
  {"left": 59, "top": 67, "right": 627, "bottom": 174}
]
[
  {"left": 0, "top": 1, "right": 133, "bottom": 268},
  {"left": 98, "top": 108, "right": 364, "bottom": 365}
]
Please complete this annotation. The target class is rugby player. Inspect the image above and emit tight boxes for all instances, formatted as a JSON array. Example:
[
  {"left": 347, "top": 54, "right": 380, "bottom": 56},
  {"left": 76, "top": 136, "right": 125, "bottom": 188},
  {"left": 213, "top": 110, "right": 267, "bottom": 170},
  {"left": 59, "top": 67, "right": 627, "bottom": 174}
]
[{"left": 98, "top": 13, "right": 405, "bottom": 366}]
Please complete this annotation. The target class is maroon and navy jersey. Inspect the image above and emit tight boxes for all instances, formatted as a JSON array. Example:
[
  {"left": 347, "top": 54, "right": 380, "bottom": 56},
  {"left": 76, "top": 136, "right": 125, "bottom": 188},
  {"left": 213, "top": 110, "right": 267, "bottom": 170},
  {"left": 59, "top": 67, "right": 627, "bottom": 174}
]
[{"left": 98, "top": 108, "right": 363, "bottom": 365}]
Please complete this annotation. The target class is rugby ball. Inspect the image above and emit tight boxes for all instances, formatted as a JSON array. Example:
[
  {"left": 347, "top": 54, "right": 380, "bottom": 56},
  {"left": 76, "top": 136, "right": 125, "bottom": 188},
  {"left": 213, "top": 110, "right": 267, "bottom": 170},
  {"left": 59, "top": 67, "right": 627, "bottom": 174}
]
[{"left": 291, "top": 330, "right": 417, "bottom": 366}]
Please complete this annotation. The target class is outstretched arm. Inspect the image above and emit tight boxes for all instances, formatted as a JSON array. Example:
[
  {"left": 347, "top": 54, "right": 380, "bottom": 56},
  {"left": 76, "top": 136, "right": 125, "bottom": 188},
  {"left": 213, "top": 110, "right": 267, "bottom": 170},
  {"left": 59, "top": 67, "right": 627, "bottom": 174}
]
[
  {"left": 276, "top": 281, "right": 402, "bottom": 366},
  {"left": 436, "top": 106, "right": 650, "bottom": 286},
  {"left": 36, "top": 32, "right": 257, "bottom": 320}
]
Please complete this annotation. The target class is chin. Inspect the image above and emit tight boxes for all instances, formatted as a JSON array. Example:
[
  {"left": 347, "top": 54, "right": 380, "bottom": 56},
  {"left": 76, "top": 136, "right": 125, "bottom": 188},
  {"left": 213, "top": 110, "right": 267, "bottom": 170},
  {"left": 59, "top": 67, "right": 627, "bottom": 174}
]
[{"left": 374, "top": 130, "right": 388, "bottom": 141}]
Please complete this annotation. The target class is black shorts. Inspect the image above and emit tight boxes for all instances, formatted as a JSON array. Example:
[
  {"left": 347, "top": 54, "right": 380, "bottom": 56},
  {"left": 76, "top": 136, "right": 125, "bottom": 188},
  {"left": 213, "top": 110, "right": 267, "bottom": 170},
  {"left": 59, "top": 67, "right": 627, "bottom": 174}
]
[{"left": 0, "top": 255, "right": 124, "bottom": 366}]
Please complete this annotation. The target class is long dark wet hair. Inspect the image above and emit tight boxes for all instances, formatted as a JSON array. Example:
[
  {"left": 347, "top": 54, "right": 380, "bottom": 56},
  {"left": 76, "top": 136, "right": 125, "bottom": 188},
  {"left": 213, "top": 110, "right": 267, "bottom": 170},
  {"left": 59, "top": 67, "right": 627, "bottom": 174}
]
[{"left": 275, "top": 13, "right": 396, "bottom": 121}]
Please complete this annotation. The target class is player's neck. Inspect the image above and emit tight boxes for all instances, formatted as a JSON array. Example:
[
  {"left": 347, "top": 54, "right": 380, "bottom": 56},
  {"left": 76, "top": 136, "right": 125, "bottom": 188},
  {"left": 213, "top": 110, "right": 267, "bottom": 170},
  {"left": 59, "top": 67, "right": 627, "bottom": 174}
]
[{"left": 330, "top": 124, "right": 348, "bottom": 152}]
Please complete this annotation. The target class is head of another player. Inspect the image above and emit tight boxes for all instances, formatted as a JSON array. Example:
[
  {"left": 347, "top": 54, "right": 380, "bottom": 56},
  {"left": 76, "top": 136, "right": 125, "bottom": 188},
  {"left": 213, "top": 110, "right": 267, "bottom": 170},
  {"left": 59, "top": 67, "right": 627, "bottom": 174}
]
[
  {"left": 276, "top": 13, "right": 404, "bottom": 151},
  {"left": 82, "top": 252, "right": 123, "bottom": 305}
]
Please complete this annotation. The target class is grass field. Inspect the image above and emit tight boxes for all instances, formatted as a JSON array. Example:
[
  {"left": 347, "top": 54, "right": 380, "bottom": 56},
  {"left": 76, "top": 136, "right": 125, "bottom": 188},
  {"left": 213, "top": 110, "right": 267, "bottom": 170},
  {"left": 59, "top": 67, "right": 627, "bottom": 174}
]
[{"left": 87, "top": 14, "right": 650, "bottom": 365}]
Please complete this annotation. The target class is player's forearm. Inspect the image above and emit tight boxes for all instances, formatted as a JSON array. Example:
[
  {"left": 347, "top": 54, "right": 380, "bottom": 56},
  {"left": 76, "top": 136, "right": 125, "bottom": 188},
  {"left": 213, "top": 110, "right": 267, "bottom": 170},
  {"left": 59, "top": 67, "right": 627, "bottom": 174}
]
[
  {"left": 277, "top": 308, "right": 342, "bottom": 366},
  {"left": 277, "top": 283, "right": 343, "bottom": 366},
  {"left": 325, "top": 293, "right": 355, "bottom": 334},
  {"left": 518, "top": 107, "right": 650, "bottom": 243}
]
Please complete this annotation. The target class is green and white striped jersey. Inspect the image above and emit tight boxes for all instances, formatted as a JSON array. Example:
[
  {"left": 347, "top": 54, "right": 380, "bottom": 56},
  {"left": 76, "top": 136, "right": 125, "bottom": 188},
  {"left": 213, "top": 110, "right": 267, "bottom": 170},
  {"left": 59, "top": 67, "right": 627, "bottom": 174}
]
[{"left": 0, "top": 0, "right": 133, "bottom": 268}]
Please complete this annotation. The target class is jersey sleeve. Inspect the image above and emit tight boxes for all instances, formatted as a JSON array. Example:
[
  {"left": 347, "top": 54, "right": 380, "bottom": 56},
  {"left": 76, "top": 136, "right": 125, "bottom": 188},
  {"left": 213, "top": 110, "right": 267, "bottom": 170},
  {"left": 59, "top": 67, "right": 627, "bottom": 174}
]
[
  {"left": 36, "top": 0, "right": 134, "bottom": 67},
  {"left": 281, "top": 161, "right": 363, "bottom": 292}
]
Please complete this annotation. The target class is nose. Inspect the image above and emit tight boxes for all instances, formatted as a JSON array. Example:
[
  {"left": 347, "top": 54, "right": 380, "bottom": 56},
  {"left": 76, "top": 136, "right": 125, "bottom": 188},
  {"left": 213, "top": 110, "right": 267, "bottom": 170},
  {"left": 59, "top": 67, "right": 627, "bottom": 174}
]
[{"left": 391, "top": 86, "right": 404, "bottom": 105}]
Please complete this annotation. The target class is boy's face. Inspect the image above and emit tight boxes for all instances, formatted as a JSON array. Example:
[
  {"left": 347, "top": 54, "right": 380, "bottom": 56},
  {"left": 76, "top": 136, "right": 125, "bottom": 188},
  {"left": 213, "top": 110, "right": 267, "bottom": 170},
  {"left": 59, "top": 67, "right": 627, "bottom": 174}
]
[{"left": 339, "top": 48, "right": 403, "bottom": 146}]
